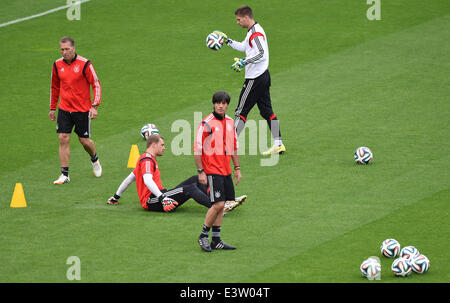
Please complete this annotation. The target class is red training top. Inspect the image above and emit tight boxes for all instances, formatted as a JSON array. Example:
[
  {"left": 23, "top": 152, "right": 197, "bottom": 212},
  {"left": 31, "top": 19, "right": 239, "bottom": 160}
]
[
  {"left": 50, "top": 54, "right": 101, "bottom": 112},
  {"left": 193, "top": 112, "right": 238, "bottom": 176},
  {"left": 133, "top": 153, "right": 164, "bottom": 209}
]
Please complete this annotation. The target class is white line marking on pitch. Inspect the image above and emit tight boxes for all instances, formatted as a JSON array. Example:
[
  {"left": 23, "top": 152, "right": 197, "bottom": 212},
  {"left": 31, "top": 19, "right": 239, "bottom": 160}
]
[{"left": 0, "top": 0, "right": 90, "bottom": 28}]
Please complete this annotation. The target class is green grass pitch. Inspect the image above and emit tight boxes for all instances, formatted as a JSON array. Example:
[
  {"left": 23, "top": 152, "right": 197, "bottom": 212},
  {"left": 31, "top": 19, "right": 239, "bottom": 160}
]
[{"left": 0, "top": 0, "right": 449, "bottom": 283}]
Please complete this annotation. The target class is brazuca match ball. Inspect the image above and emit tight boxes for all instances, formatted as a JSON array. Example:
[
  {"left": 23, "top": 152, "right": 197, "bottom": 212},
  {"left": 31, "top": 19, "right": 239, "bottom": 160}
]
[
  {"left": 380, "top": 239, "right": 401, "bottom": 258},
  {"left": 410, "top": 254, "right": 430, "bottom": 274},
  {"left": 354, "top": 146, "right": 373, "bottom": 164},
  {"left": 400, "top": 246, "right": 420, "bottom": 260},
  {"left": 140, "top": 123, "right": 159, "bottom": 140},
  {"left": 360, "top": 258, "right": 381, "bottom": 280},
  {"left": 206, "top": 31, "right": 224, "bottom": 50},
  {"left": 391, "top": 257, "right": 412, "bottom": 277}
]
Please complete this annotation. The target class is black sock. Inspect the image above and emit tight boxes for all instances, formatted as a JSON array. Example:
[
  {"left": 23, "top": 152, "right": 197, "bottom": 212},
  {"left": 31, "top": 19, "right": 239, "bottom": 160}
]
[
  {"left": 211, "top": 226, "right": 221, "bottom": 244},
  {"left": 200, "top": 224, "right": 210, "bottom": 238},
  {"left": 61, "top": 167, "right": 69, "bottom": 177},
  {"left": 90, "top": 153, "right": 98, "bottom": 163}
]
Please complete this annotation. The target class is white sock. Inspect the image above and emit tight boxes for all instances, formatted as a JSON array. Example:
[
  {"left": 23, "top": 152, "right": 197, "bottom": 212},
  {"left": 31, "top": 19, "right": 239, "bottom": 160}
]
[{"left": 274, "top": 139, "right": 283, "bottom": 146}]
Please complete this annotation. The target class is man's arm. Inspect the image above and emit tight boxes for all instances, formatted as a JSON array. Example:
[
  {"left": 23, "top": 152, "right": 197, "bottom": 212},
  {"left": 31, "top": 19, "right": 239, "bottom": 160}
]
[
  {"left": 143, "top": 173, "right": 178, "bottom": 212},
  {"left": 84, "top": 62, "right": 101, "bottom": 118},
  {"left": 194, "top": 154, "right": 207, "bottom": 185},
  {"left": 143, "top": 173, "right": 163, "bottom": 197},
  {"left": 228, "top": 39, "right": 247, "bottom": 52},
  {"left": 193, "top": 122, "right": 208, "bottom": 185},
  {"left": 108, "top": 172, "right": 136, "bottom": 204},
  {"left": 231, "top": 153, "right": 241, "bottom": 185},
  {"left": 49, "top": 62, "right": 60, "bottom": 120}
]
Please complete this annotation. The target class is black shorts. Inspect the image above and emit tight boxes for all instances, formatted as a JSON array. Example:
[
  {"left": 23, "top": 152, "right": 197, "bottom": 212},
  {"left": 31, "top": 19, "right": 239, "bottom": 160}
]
[
  {"left": 235, "top": 69, "right": 274, "bottom": 121},
  {"left": 206, "top": 174, "right": 235, "bottom": 203},
  {"left": 56, "top": 109, "right": 91, "bottom": 138}
]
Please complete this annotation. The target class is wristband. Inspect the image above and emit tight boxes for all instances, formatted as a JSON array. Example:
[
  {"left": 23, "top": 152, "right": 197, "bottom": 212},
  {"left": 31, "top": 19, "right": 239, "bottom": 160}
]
[
  {"left": 197, "top": 168, "right": 204, "bottom": 174},
  {"left": 158, "top": 193, "right": 167, "bottom": 203},
  {"left": 234, "top": 166, "right": 240, "bottom": 170}
]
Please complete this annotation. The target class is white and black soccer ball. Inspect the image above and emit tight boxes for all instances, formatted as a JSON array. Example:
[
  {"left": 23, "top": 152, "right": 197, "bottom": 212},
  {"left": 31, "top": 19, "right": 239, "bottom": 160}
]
[
  {"left": 380, "top": 239, "right": 401, "bottom": 258},
  {"left": 410, "top": 254, "right": 430, "bottom": 274},
  {"left": 206, "top": 32, "right": 224, "bottom": 50},
  {"left": 354, "top": 146, "right": 373, "bottom": 164},
  {"left": 400, "top": 246, "right": 420, "bottom": 260},
  {"left": 140, "top": 123, "right": 159, "bottom": 140},
  {"left": 360, "top": 258, "right": 381, "bottom": 279},
  {"left": 391, "top": 257, "right": 412, "bottom": 277}
]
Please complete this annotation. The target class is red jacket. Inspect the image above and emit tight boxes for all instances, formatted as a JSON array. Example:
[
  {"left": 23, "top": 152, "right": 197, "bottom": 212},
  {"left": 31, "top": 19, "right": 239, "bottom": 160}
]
[
  {"left": 133, "top": 153, "right": 164, "bottom": 209},
  {"left": 50, "top": 54, "right": 101, "bottom": 112},
  {"left": 194, "top": 112, "right": 238, "bottom": 176}
]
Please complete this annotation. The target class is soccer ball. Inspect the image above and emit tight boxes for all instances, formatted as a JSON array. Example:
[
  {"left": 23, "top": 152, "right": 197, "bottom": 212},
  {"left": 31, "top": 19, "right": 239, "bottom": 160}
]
[
  {"left": 206, "top": 32, "right": 224, "bottom": 50},
  {"left": 400, "top": 246, "right": 420, "bottom": 260},
  {"left": 360, "top": 258, "right": 381, "bottom": 280},
  {"left": 391, "top": 257, "right": 412, "bottom": 277},
  {"left": 411, "top": 254, "right": 430, "bottom": 274},
  {"left": 354, "top": 146, "right": 373, "bottom": 164},
  {"left": 140, "top": 123, "right": 159, "bottom": 140},
  {"left": 380, "top": 239, "right": 401, "bottom": 258}
]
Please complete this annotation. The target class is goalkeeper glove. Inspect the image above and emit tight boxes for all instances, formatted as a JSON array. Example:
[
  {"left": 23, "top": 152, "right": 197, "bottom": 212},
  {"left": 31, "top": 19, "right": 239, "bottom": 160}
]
[
  {"left": 107, "top": 194, "right": 120, "bottom": 205},
  {"left": 159, "top": 194, "right": 179, "bottom": 212},
  {"left": 213, "top": 30, "right": 230, "bottom": 45},
  {"left": 231, "top": 58, "right": 245, "bottom": 72}
]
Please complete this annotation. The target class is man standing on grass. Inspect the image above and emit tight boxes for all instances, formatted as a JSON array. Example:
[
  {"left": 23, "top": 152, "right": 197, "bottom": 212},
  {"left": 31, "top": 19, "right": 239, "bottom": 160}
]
[
  {"left": 49, "top": 36, "right": 102, "bottom": 184},
  {"left": 194, "top": 91, "right": 241, "bottom": 252},
  {"left": 215, "top": 6, "right": 286, "bottom": 155}
]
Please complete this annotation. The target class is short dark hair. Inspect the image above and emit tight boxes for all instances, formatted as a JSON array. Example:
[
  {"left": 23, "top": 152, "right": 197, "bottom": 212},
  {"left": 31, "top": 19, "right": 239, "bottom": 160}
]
[
  {"left": 235, "top": 6, "right": 253, "bottom": 18},
  {"left": 60, "top": 36, "right": 75, "bottom": 46},
  {"left": 146, "top": 134, "right": 164, "bottom": 148},
  {"left": 212, "top": 90, "right": 231, "bottom": 104}
]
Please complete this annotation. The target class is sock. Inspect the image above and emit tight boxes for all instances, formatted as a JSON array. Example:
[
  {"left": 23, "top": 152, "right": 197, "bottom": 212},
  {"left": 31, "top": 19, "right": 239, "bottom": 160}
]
[
  {"left": 199, "top": 224, "right": 210, "bottom": 238},
  {"left": 211, "top": 226, "right": 221, "bottom": 244},
  {"left": 90, "top": 153, "right": 98, "bottom": 163},
  {"left": 267, "top": 117, "right": 282, "bottom": 145},
  {"left": 61, "top": 167, "right": 69, "bottom": 177},
  {"left": 113, "top": 194, "right": 121, "bottom": 200}
]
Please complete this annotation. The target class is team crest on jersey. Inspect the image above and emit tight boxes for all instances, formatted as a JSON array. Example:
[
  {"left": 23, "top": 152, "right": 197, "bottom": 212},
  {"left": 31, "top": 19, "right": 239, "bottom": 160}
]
[{"left": 74, "top": 65, "right": 80, "bottom": 73}]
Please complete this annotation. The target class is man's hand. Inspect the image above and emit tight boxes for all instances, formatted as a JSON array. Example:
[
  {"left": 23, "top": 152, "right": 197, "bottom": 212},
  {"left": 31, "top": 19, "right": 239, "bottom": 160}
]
[
  {"left": 231, "top": 58, "right": 244, "bottom": 72},
  {"left": 198, "top": 172, "right": 207, "bottom": 185},
  {"left": 213, "top": 30, "right": 230, "bottom": 45},
  {"left": 107, "top": 196, "right": 119, "bottom": 205},
  {"left": 233, "top": 169, "right": 241, "bottom": 186},
  {"left": 49, "top": 110, "right": 56, "bottom": 121},
  {"left": 159, "top": 195, "right": 178, "bottom": 212},
  {"left": 89, "top": 106, "right": 98, "bottom": 119}
]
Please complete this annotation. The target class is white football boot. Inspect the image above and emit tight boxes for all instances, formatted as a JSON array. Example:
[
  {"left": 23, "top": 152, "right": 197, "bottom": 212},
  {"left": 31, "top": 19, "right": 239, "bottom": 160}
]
[
  {"left": 223, "top": 195, "right": 247, "bottom": 215},
  {"left": 92, "top": 159, "right": 102, "bottom": 177},
  {"left": 53, "top": 174, "right": 70, "bottom": 185}
]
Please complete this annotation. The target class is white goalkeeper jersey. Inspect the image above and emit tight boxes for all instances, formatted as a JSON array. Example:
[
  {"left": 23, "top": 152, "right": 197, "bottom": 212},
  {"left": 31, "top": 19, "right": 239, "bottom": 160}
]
[{"left": 228, "top": 22, "right": 269, "bottom": 79}]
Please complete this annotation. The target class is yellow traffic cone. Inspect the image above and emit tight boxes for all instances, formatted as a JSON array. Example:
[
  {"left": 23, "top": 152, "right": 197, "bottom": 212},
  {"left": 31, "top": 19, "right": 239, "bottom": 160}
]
[
  {"left": 10, "top": 183, "right": 27, "bottom": 208},
  {"left": 127, "top": 144, "right": 140, "bottom": 168}
]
